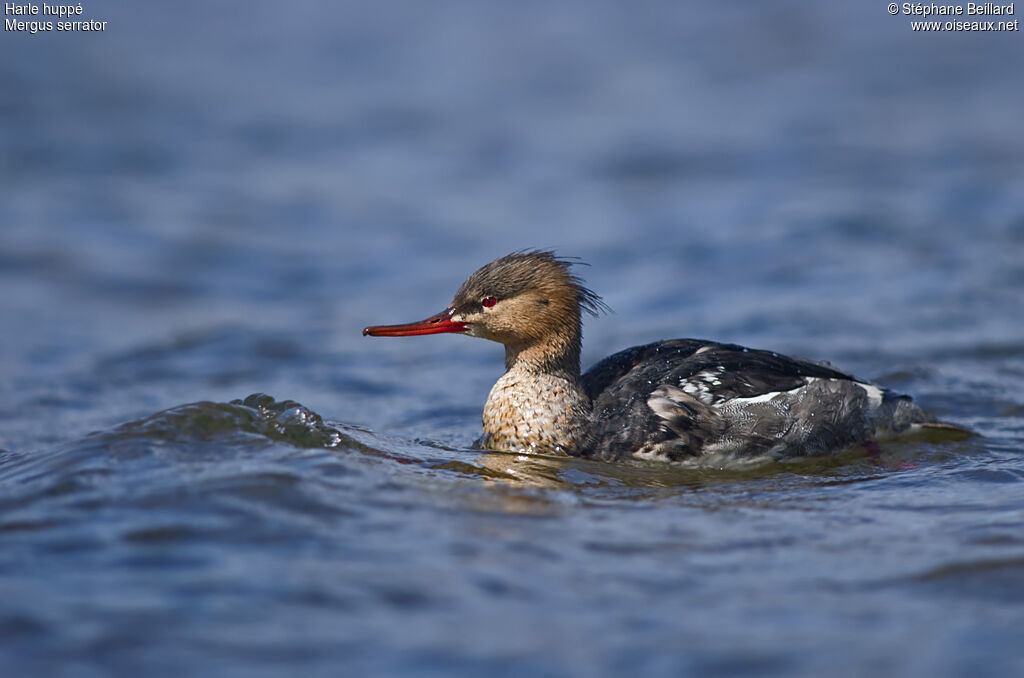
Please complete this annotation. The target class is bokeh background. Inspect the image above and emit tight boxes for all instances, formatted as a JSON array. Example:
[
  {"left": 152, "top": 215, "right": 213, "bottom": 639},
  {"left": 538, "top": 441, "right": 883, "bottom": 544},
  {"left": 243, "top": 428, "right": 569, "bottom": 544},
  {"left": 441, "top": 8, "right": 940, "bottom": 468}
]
[{"left": 2, "top": 2, "right": 1023, "bottom": 676}]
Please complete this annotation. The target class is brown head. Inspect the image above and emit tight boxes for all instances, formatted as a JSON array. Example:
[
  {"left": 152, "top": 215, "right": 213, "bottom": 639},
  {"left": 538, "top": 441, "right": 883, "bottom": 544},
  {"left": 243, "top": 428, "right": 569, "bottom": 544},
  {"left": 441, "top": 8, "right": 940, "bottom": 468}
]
[{"left": 363, "top": 251, "right": 607, "bottom": 375}]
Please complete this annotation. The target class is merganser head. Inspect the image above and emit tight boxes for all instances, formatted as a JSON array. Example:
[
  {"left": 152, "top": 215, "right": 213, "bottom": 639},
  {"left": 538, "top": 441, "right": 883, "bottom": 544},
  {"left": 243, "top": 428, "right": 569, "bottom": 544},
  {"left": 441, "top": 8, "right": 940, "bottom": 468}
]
[{"left": 362, "top": 251, "right": 607, "bottom": 350}]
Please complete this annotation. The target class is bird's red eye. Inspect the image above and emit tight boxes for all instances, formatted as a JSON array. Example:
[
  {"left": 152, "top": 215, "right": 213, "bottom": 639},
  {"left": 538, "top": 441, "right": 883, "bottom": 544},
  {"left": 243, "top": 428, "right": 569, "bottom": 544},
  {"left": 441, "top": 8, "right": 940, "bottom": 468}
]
[{"left": 482, "top": 296, "right": 497, "bottom": 308}]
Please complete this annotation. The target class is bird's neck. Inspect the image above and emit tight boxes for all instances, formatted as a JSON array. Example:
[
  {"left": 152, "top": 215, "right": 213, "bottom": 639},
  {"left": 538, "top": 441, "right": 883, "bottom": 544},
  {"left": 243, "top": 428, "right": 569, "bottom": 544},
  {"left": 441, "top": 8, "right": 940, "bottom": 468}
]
[
  {"left": 503, "top": 327, "right": 582, "bottom": 382},
  {"left": 482, "top": 330, "right": 590, "bottom": 456}
]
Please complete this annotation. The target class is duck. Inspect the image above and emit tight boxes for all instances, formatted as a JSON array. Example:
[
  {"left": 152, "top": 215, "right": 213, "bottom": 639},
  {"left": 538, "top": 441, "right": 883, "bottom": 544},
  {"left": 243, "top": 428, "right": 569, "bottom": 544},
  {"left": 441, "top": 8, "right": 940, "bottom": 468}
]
[{"left": 363, "top": 250, "right": 951, "bottom": 465}]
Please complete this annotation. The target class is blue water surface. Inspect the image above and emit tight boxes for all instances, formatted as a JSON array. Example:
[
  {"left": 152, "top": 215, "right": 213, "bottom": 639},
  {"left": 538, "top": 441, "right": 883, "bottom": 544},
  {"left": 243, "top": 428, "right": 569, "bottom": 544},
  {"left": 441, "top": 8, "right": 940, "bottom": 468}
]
[{"left": 2, "top": 2, "right": 1023, "bottom": 676}]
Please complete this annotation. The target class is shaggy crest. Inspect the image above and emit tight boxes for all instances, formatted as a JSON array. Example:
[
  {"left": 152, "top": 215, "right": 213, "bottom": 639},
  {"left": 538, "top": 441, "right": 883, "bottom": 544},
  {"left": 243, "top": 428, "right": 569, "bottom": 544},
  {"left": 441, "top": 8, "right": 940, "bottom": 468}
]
[{"left": 453, "top": 250, "right": 610, "bottom": 317}]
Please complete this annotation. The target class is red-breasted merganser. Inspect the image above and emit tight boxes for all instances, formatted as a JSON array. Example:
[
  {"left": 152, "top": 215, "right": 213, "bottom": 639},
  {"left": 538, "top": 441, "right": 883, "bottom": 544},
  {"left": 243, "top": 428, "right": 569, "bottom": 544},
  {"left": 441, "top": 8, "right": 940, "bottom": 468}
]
[{"left": 363, "top": 251, "right": 949, "bottom": 464}]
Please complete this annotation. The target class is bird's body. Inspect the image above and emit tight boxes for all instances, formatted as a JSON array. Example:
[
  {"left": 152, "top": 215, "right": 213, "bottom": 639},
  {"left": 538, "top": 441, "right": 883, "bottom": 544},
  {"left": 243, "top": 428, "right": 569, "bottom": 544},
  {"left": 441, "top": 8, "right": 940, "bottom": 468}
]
[{"left": 364, "top": 251, "right": 945, "bottom": 465}]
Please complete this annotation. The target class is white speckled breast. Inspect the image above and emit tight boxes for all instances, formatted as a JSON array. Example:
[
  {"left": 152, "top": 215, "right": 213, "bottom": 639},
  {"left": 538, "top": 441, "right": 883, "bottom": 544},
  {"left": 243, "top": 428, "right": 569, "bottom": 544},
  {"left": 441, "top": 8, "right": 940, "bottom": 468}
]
[{"left": 480, "top": 366, "right": 591, "bottom": 456}]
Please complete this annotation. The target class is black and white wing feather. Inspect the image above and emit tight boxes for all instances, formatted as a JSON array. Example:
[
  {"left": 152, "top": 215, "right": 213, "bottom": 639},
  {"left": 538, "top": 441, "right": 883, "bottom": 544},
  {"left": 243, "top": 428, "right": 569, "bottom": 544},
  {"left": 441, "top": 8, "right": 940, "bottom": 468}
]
[{"left": 581, "top": 339, "right": 928, "bottom": 463}]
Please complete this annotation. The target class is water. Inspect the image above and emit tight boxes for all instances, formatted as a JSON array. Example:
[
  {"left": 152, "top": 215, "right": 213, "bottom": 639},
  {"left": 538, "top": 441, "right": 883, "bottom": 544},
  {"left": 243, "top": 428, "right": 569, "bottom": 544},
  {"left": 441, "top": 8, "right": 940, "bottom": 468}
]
[{"left": 2, "top": 1, "right": 1023, "bottom": 675}]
